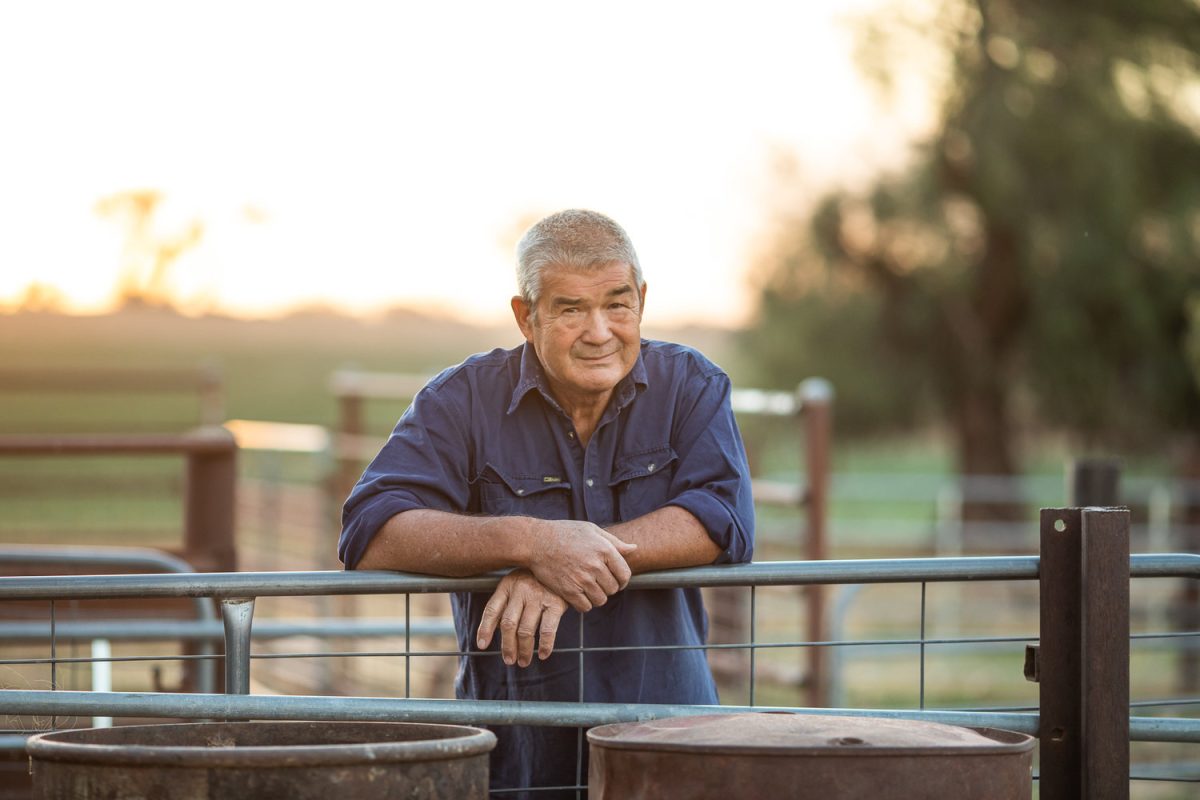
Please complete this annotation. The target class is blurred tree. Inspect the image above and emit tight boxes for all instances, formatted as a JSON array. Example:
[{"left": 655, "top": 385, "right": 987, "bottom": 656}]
[
  {"left": 1189, "top": 299, "right": 1200, "bottom": 390},
  {"left": 746, "top": 1, "right": 1200, "bottom": 504},
  {"left": 96, "top": 190, "right": 204, "bottom": 310}
]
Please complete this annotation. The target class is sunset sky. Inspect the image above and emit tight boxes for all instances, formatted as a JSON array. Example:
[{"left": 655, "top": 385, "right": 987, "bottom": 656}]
[{"left": 0, "top": 0, "right": 936, "bottom": 327}]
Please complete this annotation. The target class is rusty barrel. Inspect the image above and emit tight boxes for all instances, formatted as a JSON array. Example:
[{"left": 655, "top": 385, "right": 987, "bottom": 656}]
[
  {"left": 27, "top": 721, "right": 495, "bottom": 799},
  {"left": 588, "top": 713, "right": 1034, "bottom": 799}
]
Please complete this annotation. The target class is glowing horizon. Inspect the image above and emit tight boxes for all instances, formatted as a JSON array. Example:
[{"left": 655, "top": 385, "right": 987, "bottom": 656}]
[{"left": 0, "top": 1, "right": 935, "bottom": 328}]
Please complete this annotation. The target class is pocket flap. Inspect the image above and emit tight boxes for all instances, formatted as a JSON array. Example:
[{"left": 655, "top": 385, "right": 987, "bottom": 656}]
[
  {"left": 481, "top": 462, "right": 572, "bottom": 497},
  {"left": 610, "top": 445, "right": 678, "bottom": 486}
]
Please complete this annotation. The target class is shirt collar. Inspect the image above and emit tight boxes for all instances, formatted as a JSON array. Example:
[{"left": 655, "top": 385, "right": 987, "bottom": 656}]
[{"left": 507, "top": 341, "right": 649, "bottom": 416}]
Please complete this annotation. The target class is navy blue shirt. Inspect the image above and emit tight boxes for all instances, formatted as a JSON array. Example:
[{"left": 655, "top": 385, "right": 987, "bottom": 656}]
[{"left": 339, "top": 340, "right": 754, "bottom": 797}]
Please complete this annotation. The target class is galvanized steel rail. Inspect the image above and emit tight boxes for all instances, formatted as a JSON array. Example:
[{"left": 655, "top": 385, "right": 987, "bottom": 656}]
[
  {"left": 2, "top": 553, "right": 1197, "bottom": 601},
  {"left": 2, "top": 690, "right": 1198, "bottom": 744},
  {"left": 0, "top": 556, "right": 1053, "bottom": 600}
]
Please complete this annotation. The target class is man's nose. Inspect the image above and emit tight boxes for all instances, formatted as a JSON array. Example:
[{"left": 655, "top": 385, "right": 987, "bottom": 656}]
[{"left": 579, "top": 308, "right": 612, "bottom": 342}]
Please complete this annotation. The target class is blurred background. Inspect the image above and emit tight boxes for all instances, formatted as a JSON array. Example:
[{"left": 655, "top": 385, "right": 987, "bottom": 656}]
[
  {"left": 3, "top": 0, "right": 1198, "bottom": 543},
  {"left": 2, "top": 0, "right": 1200, "bottom": 791}
]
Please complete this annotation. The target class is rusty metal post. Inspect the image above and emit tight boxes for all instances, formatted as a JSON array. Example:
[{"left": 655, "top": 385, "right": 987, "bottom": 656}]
[
  {"left": 184, "top": 427, "right": 238, "bottom": 573},
  {"left": 331, "top": 374, "right": 366, "bottom": 692},
  {"left": 1067, "top": 459, "right": 1121, "bottom": 507},
  {"left": 1177, "top": 439, "right": 1200, "bottom": 694},
  {"left": 799, "top": 378, "right": 833, "bottom": 708},
  {"left": 1038, "top": 507, "right": 1130, "bottom": 799},
  {"left": 335, "top": 376, "right": 366, "bottom": 515}
]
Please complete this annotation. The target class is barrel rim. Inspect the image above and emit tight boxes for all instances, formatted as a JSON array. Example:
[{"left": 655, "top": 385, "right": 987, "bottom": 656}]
[
  {"left": 26, "top": 721, "right": 497, "bottom": 768},
  {"left": 586, "top": 717, "right": 1035, "bottom": 757}
]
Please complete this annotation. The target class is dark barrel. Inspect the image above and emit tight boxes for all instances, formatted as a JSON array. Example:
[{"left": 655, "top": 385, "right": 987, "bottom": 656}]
[
  {"left": 27, "top": 721, "right": 495, "bottom": 800},
  {"left": 588, "top": 713, "right": 1034, "bottom": 799}
]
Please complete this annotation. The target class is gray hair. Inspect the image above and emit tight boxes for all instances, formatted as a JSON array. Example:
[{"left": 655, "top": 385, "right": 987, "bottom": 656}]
[{"left": 515, "top": 209, "right": 645, "bottom": 305}]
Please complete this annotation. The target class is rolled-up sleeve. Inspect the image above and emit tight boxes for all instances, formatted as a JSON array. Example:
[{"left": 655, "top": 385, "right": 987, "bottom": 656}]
[
  {"left": 338, "top": 385, "right": 469, "bottom": 569},
  {"left": 666, "top": 371, "right": 755, "bottom": 564}
]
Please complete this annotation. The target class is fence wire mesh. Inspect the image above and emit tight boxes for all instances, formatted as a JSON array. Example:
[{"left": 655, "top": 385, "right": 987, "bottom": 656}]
[{"left": 2, "top": 556, "right": 1198, "bottom": 797}]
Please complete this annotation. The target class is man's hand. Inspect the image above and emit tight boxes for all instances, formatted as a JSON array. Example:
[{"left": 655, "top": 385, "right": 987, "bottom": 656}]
[
  {"left": 477, "top": 569, "right": 568, "bottom": 667},
  {"left": 527, "top": 520, "right": 636, "bottom": 612}
]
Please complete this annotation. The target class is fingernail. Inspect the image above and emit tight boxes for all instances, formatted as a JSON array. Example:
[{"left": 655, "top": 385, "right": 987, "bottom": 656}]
[
  {"left": 503, "top": 656, "right": 513, "bottom": 666},
  {"left": 477, "top": 637, "right": 486, "bottom": 649}
]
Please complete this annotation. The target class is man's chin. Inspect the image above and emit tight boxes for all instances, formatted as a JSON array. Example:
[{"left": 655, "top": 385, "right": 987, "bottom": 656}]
[{"left": 568, "top": 368, "right": 625, "bottom": 392}]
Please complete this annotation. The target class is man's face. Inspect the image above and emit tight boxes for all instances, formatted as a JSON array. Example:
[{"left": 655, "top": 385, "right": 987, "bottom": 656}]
[{"left": 512, "top": 262, "right": 646, "bottom": 408}]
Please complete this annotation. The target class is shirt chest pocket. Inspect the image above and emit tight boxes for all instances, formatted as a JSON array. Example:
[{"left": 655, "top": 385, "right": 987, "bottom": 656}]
[
  {"left": 475, "top": 463, "right": 574, "bottom": 520},
  {"left": 609, "top": 445, "right": 678, "bottom": 522}
]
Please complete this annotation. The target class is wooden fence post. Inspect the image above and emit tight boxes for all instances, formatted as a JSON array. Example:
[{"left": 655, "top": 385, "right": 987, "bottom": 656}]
[
  {"left": 1038, "top": 506, "right": 1129, "bottom": 799},
  {"left": 183, "top": 427, "right": 238, "bottom": 573},
  {"left": 1067, "top": 458, "right": 1121, "bottom": 507},
  {"left": 799, "top": 378, "right": 833, "bottom": 707}
]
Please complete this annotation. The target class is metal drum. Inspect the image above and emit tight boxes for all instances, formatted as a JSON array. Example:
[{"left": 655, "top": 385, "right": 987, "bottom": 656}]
[
  {"left": 588, "top": 713, "right": 1034, "bottom": 799},
  {"left": 27, "top": 721, "right": 496, "bottom": 800}
]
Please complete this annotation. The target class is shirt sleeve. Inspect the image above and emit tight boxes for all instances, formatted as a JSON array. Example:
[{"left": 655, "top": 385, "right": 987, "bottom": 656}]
[
  {"left": 666, "top": 370, "right": 755, "bottom": 564},
  {"left": 338, "top": 384, "right": 470, "bottom": 569}
]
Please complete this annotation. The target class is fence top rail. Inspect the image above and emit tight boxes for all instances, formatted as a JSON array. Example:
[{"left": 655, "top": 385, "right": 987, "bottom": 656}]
[
  {"left": 328, "top": 371, "right": 834, "bottom": 417},
  {"left": 0, "top": 367, "right": 221, "bottom": 393},
  {"left": 0, "top": 556, "right": 1031, "bottom": 601},
  {"left": 0, "top": 545, "right": 199, "bottom": 574},
  {"left": 329, "top": 370, "right": 430, "bottom": 400},
  {"left": 1, "top": 555, "right": 1193, "bottom": 602},
  {"left": 0, "top": 428, "right": 235, "bottom": 456}
]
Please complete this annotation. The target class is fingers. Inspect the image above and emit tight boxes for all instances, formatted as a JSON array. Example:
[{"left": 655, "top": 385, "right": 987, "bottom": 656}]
[
  {"left": 479, "top": 571, "right": 571, "bottom": 667},
  {"left": 515, "top": 600, "right": 542, "bottom": 667},
  {"left": 499, "top": 596, "right": 523, "bottom": 666},
  {"left": 533, "top": 524, "right": 634, "bottom": 606},
  {"left": 561, "top": 587, "right": 593, "bottom": 614},
  {"left": 595, "top": 567, "right": 620, "bottom": 598},
  {"left": 550, "top": 570, "right": 616, "bottom": 612},
  {"left": 476, "top": 580, "right": 511, "bottom": 650},
  {"left": 538, "top": 601, "right": 565, "bottom": 661},
  {"left": 583, "top": 579, "right": 609, "bottom": 610},
  {"left": 600, "top": 531, "right": 635, "bottom": 588}
]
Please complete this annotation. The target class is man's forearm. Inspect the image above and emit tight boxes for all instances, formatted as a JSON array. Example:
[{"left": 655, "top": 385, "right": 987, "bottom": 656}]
[
  {"left": 608, "top": 505, "right": 722, "bottom": 574},
  {"left": 355, "top": 508, "right": 535, "bottom": 574},
  {"left": 354, "top": 507, "right": 636, "bottom": 612}
]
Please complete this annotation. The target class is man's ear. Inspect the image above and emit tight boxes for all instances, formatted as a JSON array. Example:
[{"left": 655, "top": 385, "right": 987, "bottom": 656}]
[
  {"left": 511, "top": 295, "right": 535, "bottom": 342},
  {"left": 638, "top": 282, "right": 648, "bottom": 316}
]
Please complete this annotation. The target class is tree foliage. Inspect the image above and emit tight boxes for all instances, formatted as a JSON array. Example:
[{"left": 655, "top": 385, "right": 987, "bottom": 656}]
[{"left": 745, "top": 0, "right": 1200, "bottom": 477}]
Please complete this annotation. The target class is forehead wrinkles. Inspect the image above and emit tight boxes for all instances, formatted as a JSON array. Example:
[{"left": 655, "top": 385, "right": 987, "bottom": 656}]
[{"left": 542, "top": 265, "right": 636, "bottom": 302}]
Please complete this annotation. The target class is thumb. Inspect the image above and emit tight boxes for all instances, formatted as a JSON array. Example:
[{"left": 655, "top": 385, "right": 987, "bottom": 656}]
[{"left": 603, "top": 530, "right": 638, "bottom": 553}]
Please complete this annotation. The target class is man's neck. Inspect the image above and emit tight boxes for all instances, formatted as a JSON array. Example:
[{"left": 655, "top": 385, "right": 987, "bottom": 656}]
[{"left": 552, "top": 387, "right": 613, "bottom": 448}]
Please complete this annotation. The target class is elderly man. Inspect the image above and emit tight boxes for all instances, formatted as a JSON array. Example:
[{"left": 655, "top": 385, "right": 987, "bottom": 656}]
[{"left": 339, "top": 209, "right": 754, "bottom": 797}]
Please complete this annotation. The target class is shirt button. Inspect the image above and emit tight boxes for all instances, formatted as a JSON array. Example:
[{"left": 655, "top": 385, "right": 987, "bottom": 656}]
[
  {"left": 567, "top": 431, "right": 575, "bottom": 439},
  {"left": 516, "top": 489, "right": 525, "bottom": 495},
  {"left": 586, "top": 478, "right": 594, "bottom": 487},
  {"left": 647, "top": 463, "right": 656, "bottom": 472}
]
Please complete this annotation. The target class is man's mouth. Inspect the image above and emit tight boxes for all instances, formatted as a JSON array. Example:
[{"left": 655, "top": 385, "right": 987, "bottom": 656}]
[{"left": 576, "top": 351, "right": 617, "bottom": 362}]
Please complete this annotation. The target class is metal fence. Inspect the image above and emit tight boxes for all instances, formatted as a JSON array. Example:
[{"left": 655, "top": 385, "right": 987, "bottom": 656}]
[{"left": 2, "top": 509, "right": 1199, "bottom": 797}]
